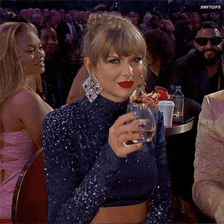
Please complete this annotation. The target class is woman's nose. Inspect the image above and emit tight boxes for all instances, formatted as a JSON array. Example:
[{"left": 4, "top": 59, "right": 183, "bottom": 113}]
[
  {"left": 37, "top": 48, "right": 45, "bottom": 58},
  {"left": 123, "top": 63, "right": 134, "bottom": 76}
]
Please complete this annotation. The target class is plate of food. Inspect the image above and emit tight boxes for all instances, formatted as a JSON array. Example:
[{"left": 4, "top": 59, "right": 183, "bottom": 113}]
[{"left": 130, "top": 86, "right": 172, "bottom": 109}]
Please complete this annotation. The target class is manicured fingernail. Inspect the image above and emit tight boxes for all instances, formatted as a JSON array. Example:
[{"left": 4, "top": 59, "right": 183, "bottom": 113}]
[{"left": 139, "top": 124, "right": 145, "bottom": 129}]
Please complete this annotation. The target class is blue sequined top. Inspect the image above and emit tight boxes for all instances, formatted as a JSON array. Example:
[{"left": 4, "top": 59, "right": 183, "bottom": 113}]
[{"left": 43, "top": 95, "right": 173, "bottom": 223}]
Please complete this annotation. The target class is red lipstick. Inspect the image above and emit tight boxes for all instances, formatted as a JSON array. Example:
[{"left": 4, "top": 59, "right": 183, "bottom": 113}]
[{"left": 118, "top": 81, "right": 134, "bottom": 88}]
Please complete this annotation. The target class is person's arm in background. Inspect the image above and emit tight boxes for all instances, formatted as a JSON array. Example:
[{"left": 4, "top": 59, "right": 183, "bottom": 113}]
[
  {"left": 66, "top": 66, "right": 89, "bottom": 104},
  {"left": 163, "top": 19, "right": 175, "bottom": 33},
  {"left": 193, "top": 93, "right": 224, "bottom": 223}
]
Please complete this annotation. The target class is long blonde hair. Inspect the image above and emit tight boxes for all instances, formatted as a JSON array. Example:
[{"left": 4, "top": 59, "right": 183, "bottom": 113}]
[{"left": 0, "top": 22, "right": 35, "bottom": 104}]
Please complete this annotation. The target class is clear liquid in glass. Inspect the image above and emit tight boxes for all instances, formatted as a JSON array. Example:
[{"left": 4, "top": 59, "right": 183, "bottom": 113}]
[{"left": 127, "top": 102, "right": 156, "bottom": 143}]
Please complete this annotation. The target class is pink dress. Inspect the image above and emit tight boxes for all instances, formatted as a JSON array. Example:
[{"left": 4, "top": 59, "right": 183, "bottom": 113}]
[{"left": 0, "top": 129, "right": 36, "bottom": 219}]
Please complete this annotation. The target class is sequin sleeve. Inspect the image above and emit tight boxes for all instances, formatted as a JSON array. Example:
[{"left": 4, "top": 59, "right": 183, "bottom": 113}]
[
  {"left": 144, "top": 111, "right": 173, "bottom": 223},
  {"left": 43, "top": 111, "right": 125, "bottom": 224}
]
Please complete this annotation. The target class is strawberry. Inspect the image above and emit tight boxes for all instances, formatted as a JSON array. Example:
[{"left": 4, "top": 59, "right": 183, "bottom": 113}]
[{"left": 158, "top": 89, "right": 169, "bottom": 100}]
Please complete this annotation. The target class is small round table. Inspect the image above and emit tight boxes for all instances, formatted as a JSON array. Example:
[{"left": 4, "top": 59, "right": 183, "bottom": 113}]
[
  {"left": 166, "top": 117, "right": 195, "bottom": 136},
  {"left": 165, "top": 116, "right": 196, "bottom": 201}
]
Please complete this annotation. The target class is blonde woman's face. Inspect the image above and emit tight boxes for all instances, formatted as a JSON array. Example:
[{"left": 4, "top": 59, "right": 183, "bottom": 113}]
[
  {"left": 17, "top": 30, "right": 45, "bottom": 76},
  {"left": 93, "top": 48, "right": 144, "bottom": 102}
]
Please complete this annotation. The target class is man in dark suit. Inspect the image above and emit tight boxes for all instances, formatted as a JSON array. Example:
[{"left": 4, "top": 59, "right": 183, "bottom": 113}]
[
  {"left": 175, "top": 21, "right": 223, "bottom": 108},
  {"left": 57, "top": 12, "right": 81, "bottom": 58}
]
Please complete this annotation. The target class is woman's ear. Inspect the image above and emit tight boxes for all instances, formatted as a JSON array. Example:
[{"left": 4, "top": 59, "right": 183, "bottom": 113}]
[{"left": 84, "top": 57, "right": 92, "bottom": 75}]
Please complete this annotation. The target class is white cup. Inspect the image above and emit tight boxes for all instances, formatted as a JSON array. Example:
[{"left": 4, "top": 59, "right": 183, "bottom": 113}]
[{"left": 158, "top": 100, "right": 175, "bottom": 128}]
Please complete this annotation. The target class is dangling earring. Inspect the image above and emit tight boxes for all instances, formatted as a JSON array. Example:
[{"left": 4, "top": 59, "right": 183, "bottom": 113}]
[
  {"left": 135, "top": 74, "right": 146, "bottom": 100},
  {"left": 82, "top": 74, "right": 103, "bottom": 103},
  {"left": 139, "top": 74, "right": 146, "bottom": 92}
]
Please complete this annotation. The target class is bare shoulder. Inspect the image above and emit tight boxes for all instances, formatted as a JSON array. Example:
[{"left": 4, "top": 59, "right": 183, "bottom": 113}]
[
  {"left": 12, "top": 88, "right": 52, "bottom": 113},
  {"left": 74, "top": 66, "right": 89, "bottom": 84},
  {"left": 12, "top": 88, "right": 41, "bottom": 107}
]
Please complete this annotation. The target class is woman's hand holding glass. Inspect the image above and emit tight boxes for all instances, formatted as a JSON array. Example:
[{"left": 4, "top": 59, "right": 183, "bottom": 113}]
[
  {"left": 109, "top": 113, "right": 148, "bottom": 158},
  {"left": 127, "top": 102, "right": 156, "bottom": 143}
]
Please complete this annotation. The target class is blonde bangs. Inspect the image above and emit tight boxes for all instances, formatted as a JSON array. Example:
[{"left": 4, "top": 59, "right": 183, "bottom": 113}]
[
  {"left": 88, "top": 15, "right": 146, "bottom": 67},
  {"left": 100, "top": 30, "right": 145, "bottom": 60},
  {"left": 114, "top": 29, "right": 146, "bottom": 58}
]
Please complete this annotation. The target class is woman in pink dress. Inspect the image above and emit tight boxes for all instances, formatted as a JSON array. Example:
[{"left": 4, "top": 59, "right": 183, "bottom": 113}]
[{"left": 0, "top": 22, "right": 53, "bottom": 220}]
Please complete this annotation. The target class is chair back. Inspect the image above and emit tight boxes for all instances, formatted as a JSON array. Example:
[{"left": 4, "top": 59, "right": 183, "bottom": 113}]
[{"left": 12, "top": 148, "right": 48, "bottom": 224}]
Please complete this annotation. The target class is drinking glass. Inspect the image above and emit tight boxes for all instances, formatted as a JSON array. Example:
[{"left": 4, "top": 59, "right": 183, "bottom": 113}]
[{"left": 127, "top": 102, "right": 156, "bottom": 143}]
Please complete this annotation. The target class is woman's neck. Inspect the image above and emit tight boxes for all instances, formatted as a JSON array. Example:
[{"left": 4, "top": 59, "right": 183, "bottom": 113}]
[{"left": 24, "top": 76, "right": 36, "bottom": 92}]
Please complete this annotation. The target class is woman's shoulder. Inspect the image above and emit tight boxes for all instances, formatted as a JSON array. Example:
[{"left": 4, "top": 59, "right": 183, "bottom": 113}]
[
  {"left": 12, "top": 87, "right": 43, "bottom": 106},
  {"left": 44, "top": 100, "right": 84, "bottom": 127},
  {"left": 12, "top": 87, "right": 52, "bottom": 112}
]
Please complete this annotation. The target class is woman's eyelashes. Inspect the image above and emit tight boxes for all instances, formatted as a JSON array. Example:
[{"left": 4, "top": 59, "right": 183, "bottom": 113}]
[
  {"left": 26, "top": 47, "right": 35, "bottom": 53},
  {"left": 26, "top": 45, "right": 44, "bottom": 54},
  {"left": 108, "top": 56, "right": 142, "bottom": 64},
  {"left": 108, "top": 58, "right": 120, "bottom": 64},
  {"left": 132, "top": 57, "right": 142, "bottom": 63}
]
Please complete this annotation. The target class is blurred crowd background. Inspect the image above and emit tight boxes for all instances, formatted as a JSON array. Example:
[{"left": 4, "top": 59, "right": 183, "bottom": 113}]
[{"left": 0, "top": 0, "right": 223, "bottom": 109}]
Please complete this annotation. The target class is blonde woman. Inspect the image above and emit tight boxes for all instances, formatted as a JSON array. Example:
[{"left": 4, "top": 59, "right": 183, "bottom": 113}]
[
  {"left": 44, "top": 13, "right": 172, "bottom": 223},
  {"left": 0, "top": 22, "right": 53, "bottom": 220}
]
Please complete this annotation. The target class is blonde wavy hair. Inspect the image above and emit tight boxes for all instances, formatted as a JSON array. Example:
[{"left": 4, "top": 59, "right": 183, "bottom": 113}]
[
  {"left": 83, "top": 12, "right": 147, "bottom": 72},
  {"left": 0, "top": 22, "right": 35, "bottom": 104}
]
